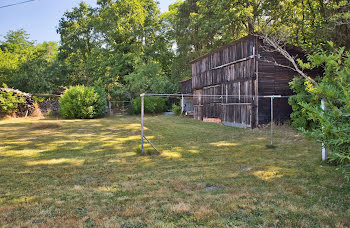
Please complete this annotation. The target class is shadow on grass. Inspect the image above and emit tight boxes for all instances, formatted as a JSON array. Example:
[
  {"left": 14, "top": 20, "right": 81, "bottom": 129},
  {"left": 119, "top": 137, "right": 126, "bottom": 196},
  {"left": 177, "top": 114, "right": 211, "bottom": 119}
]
[{"left": 0, "top": 115, "right": 349, "bottom": 227}]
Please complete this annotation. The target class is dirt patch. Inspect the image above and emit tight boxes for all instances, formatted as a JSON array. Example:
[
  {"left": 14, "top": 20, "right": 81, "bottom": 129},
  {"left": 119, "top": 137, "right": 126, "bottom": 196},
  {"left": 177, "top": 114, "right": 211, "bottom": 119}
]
[
  {"left": 241, "top": 167, "right": 252, "bottom": 171},
  {"left": 205, "top": 185, "right": 220, "bottom": 191}
]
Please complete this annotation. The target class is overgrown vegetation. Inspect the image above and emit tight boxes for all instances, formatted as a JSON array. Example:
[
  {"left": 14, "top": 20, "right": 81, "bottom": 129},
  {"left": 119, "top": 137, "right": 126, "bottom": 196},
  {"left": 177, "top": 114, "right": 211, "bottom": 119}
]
[
  {"left": 59, "top": 85, "right": 106, "bottom": 119},
  {"left": 291, "top": 43, "right": 350, "bottom": 180},
  {"left": 0, "top": 87, "right": 25, "bottom": 115},
  {"left": 172, "top": 104, "right": 182, "bottom": 115},
  {"left": 131, "top": 97, "right": 166, "bottom": 114},
  {"left": 0, "top": 115, "right": 349, "bottom": 226},
  {"left": 1, "top": 0, "right": 349, "bottom": 97},
  {"left": 289, "top": 77, "right": 319, "bottom": 130}
]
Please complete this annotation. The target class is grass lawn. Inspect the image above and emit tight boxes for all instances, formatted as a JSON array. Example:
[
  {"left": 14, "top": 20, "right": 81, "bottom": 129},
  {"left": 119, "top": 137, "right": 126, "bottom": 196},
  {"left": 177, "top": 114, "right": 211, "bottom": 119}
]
[{"left": 0, "top": 115, "right": 349, "bottom": 227}]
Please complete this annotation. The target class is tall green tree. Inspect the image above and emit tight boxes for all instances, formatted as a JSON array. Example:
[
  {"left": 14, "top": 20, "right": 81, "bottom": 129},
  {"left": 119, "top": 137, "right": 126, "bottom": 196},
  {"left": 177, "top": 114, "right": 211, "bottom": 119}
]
[
  {"left": 0, "top": 30, "right": 63, "bottom": 93},
  {"left": 57, "top": 2, "right": 97, "bottom": 85},
  {"left": 165, "top": 0, "right": 350, "bottom": 80},
  {"left": 57, "top": 0, "right": 176, "bottom": 100}
]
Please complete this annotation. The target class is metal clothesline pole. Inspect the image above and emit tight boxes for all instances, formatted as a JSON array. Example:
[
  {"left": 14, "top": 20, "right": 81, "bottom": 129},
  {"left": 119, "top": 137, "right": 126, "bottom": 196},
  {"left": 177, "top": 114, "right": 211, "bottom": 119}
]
[
  {"left": 140, "top": 93, "right": 286, "bottom": 151},
  {"left": 139, "top": 93, "right": 327, "bottom": 160},
  {"left": 269, "top": 95, "right": 281, "bottom": 146},
  {"left": 141, "top": 93, "right": 144, "bottom": 153},
  {"left": 321, "top": 99, "right": 328, "bottom": 161},
  {"left": 271, "top": 96, "right": 274, "bottom": 146},
  {"left": 181, "top": 94, "right": 184, "bottom": 114},
  {"left": 142, "top": 93, "right": 294, "bottom": 98}
]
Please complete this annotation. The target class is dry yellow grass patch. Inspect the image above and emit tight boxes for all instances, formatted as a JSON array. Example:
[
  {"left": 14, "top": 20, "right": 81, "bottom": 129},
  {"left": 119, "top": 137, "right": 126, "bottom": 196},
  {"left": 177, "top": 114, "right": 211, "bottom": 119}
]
[
  {"left": 171, "top": 202, "right": 192, "bottom": 214},
  {"left": 0, "top": 115, "right": 349, "bottom": 227},
  {"left": 194, "top": 206, "right": 219, "bottom": 221}
]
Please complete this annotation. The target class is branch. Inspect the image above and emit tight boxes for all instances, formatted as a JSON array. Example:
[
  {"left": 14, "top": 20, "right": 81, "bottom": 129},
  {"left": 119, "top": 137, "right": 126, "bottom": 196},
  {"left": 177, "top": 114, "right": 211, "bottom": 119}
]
[
  {"left": 259, "top": 34, "right": 318, "bottom": 86},
  {"left": 261, "top": 59, "right": 299, "bottom": 72}
]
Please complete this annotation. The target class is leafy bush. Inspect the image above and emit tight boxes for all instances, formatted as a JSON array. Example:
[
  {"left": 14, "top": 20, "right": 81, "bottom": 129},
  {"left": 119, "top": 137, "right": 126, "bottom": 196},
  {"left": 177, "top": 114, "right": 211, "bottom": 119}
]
[
  {"left": 172, "top": 104, "right": 182, "bottom": 115},
  {"left": 59, "top": 85, "right": 107, "bottom": 119},
  {"left": 296, "top": 43, "right": 350, "bottom": 180},
  {"left": 131, "top": 97, "right": 166, "bottom": 114},
  {"left": 289, "top": 77, "right": 319, "bottom": 130},
  {"left": 124, "top": 62, "right": 177, "bottom": 98},
  {"left": 0, "top": 88, "right": 25, "bottom": 115}
]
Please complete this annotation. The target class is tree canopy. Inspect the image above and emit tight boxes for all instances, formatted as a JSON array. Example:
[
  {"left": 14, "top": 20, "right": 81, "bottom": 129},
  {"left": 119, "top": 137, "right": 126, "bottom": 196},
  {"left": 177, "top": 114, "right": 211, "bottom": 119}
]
[{"left": 0, "top": 0, "right": 349, "bottom": 96}]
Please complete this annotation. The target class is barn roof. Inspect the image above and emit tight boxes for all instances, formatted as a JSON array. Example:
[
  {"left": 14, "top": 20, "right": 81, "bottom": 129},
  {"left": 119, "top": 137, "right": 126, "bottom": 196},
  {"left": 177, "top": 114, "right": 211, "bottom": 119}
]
[
  {"left": 189, "top": 34, "right": 305, "bottom": 64},
  {"left": 189, "top": 35, "right": 256, "bottom": 64}
]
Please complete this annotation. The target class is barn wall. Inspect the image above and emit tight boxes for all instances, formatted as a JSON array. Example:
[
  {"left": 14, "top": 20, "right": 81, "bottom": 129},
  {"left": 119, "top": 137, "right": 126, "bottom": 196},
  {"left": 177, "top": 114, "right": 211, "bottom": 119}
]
[
  {"left": 190, "top": 35, "right": 308, "bottom": 127},
  {"left": 191, "top": 36, "right": 257, "bottom": 127},
  {"left": 181, "top": 79, "right": 192, "bottom": 94},
  {"left": 257, "top": 43, "right": 298, "bottom": 124},
  {"left": 193, "top": 89, "right": 203, "bottom": 120}
]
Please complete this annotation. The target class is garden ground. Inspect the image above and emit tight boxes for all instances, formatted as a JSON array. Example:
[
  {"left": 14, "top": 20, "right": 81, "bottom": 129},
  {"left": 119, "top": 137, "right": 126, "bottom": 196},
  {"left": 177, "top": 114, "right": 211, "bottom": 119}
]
[{"left": 0, "top": 115, "right": 349, "bottom": 227}]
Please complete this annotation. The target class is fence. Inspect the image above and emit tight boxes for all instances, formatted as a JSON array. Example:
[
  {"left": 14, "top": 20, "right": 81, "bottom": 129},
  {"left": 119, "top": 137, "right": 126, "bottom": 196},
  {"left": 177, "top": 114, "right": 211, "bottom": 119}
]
[
  {"left": 109, "top": 100, "right": 132, "bottom": 114},
  {"left": 139, "top": 93, "right": 328, "bottom": 160}
]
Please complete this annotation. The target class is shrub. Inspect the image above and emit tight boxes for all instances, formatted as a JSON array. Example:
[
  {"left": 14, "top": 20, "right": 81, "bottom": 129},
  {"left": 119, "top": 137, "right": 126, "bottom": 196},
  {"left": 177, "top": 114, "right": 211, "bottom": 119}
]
[
  {"left": 172, "top": 104, "right": 182, "bottom": 115},
  {"left": 59, "top": 85, "right": 107, "bottom": 119},
  {"left": 289, "top": 77, "right": 319, "bottom": 130},
  {"left": 295, "top": 43, "right": 350, "bottom": 180},
  {"left": 131, "top": 97, "right": 166, "bottom": 114},
  {"left": 0, "top": 88, "right": 25, "bottom": 115}
]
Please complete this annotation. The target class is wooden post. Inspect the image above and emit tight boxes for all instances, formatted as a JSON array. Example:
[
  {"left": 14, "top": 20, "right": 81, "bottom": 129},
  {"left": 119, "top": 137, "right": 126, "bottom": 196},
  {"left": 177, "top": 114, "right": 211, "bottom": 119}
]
[
  {"left": 141, "top": 94, "right": 145, "bottom": 153},
  {"left": 321, "top": 99, "right": 328, "bottom": 161}
]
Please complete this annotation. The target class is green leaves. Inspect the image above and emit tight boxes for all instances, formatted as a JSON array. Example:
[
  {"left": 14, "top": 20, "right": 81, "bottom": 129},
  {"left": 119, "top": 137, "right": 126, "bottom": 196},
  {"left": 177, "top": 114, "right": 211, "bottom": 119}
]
[
  {"left": 59, "top": 85, "right": 107, "bottom": 119},
  {"left": 56, "top": 0, "right": 175, "bottom": 101},
  {"left": 291, "top": 45, "right": 350, "bottom": 180},
  {"left": 0, "top": 30, "right": 63, "bottom": 94},
  {"left": 0, "top": 88, "right": 25, "bottom": 115}
]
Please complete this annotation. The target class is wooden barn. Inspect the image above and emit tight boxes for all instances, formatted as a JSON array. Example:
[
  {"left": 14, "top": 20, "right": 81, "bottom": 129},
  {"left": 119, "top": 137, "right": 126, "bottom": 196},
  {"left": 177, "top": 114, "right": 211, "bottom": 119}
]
[{"left": 188, "top": 35, "right": 306, "bottom": 128}]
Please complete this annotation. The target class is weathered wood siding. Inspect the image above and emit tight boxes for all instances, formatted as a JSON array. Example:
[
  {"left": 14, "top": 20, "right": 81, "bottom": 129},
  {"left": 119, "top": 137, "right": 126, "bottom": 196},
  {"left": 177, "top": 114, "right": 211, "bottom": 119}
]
[
  {"left": 257, "top": 44, "right": 298, "bottom": 124},
  {"left": 193, "top": 89, "right": 203, "bottom": 120},
  {"left": 190, "top": 35, "right": 308, "bottom": 128},
  {"left": 181, "top": 79, "right": 192, "bottom": 94},
  {"left": 191, "top": 36, "right": 257, "bottom": 127}
]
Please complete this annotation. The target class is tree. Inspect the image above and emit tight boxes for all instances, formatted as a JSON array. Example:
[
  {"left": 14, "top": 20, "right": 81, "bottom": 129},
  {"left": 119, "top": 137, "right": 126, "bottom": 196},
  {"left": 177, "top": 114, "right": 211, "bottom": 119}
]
[
  {"left": 298, "top": 44, "right": 350, "bottom": 180},
  {"left": 57, "top": 0, "right": 176, "bottom": 101},
  {"left": 57, "top": 2, "right": 97, "bottom": 86},
  {"left": 165, "top": 0, "right": 350, "bottom": 82},
  {"left": 0, "top": 30, "right": 64, "bottom": 93}
]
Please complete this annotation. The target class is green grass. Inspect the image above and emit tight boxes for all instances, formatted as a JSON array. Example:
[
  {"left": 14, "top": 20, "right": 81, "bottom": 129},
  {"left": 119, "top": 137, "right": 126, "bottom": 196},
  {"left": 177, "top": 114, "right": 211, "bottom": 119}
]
[{"left": 0, "top": 115, "right": 349, "bottom": 227}]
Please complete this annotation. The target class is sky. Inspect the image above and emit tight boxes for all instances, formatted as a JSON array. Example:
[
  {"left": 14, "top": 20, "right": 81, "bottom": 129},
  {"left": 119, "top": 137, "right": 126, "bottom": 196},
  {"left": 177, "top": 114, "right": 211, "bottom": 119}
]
[{"left": 0, "top": 0, "right": 176, "bottom": 43}]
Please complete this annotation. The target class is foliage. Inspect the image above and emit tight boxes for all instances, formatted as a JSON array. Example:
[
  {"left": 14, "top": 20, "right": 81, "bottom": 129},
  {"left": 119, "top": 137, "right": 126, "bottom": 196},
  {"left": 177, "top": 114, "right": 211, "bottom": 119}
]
[
  {"left": 57, "top": 2, "right": 97, "bottom": 86},
  {"left": 131, "top": 97, "right": 166, "bottom": 114},
  {"left": 164, "top": 0, "right": 350, "bottom": 80},
  {"left": 57, "top": 0, "right": 176, "bottom": 101},
  {"left": 288, "top": 77, "right": 319, "bottom": 130},
  {"left": 0, "top": 87, "right": 25, "bottom": 115},
  {"left": 59, "top": 85, "right": 107, "bottom": 119},
  {"left": 3, "top": 0, "right": 349, "bottom": 101},
  {"left": 297, "top": 44, "right": 350, "bottom": 180},
  {"left": 0, "top": 30, "right": 65, "bottom": 94},
  {"left": 172, "top": 104, "right": 182, "bottom": 115},
  {"left": 125, "top": 61, "right": 176, "bottom": 98}
]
